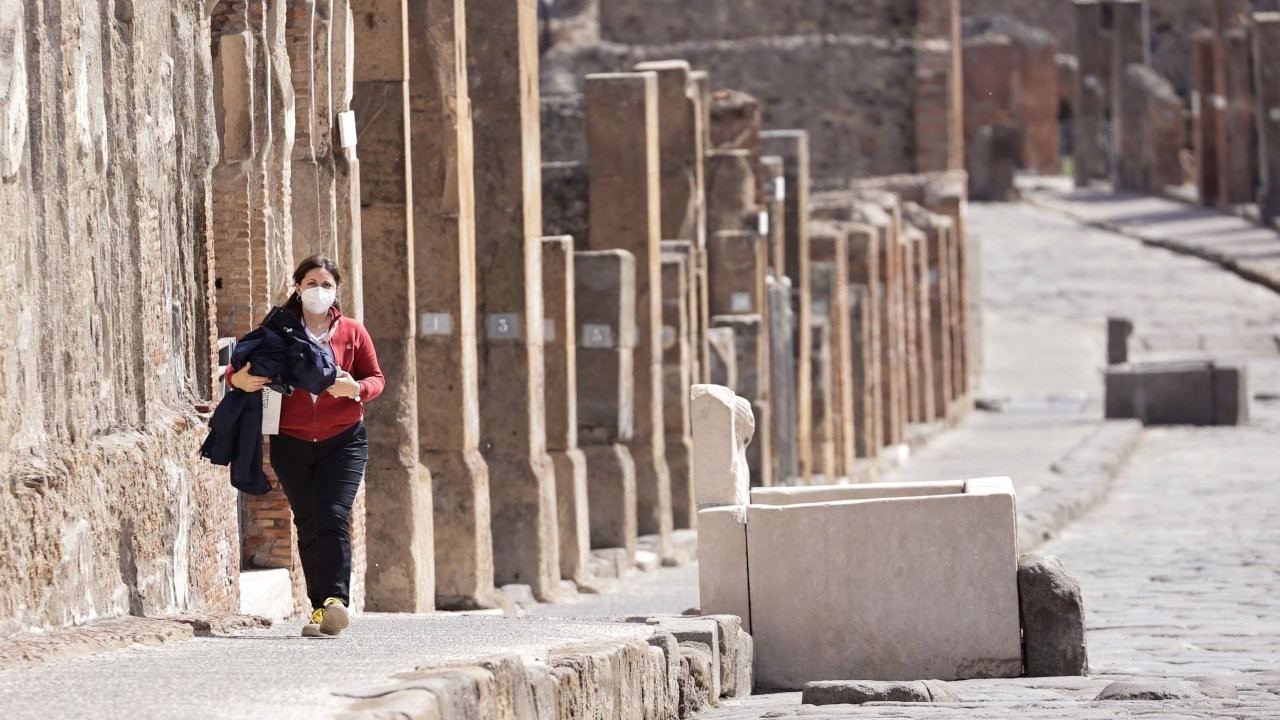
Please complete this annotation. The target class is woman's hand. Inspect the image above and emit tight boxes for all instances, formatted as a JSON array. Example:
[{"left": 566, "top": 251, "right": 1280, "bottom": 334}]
[
  {"left": 231, "top": 362, "right": 270, "bottom": 392},
  {"left": 327, "top": 371, "right": 360, "bottom": 400}
]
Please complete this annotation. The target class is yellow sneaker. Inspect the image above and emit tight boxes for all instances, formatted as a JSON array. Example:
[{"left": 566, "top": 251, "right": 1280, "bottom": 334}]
[
  {"left": 319, "top": 597, "right": 349, "bottom": 636},
  {"left": 301, "top": 608, "right": 324, "bottom": 637}
]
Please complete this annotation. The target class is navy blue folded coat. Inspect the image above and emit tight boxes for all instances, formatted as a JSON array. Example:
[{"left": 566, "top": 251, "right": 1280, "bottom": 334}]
[{"left": 201, "top": 307, "right": 338, "bottom": 494}]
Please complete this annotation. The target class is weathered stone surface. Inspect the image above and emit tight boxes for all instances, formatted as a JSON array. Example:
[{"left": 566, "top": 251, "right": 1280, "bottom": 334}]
[
  {"left": 542, "top": 237, "right": 589, "bottom": 583},
  {"left": 968, "top": 124, "right": 1020, "bottom": 201},
  {"left": 1095, "top": 679, "right": 1231, "bottom": 701},
  {"left": 1116, "top": 65, "right": 1187, "bottom": 194},
  {"left": 809, "top": 227, "right": 855, "bottom": 478},
  {"left": 711, "top": 316, "right": 773, "bottom": 487},
  {"left": 808, "top": 317, "right": 837, "bottom": 482},
  {"left": 690, "top": 384, "right": 754, "bottom": 508},
  {"left": 746, "top": 479, "right": 1023, "bottom": 688},
  {"left": 661, "top": 253, "right": 695, "bottom": 530},
  {"left": 585, "top": 72, "right": 673, "bottom": 553},
  {"left": 696, "top": 506, "right": 750, "bottom": 633},
  {"left": 1018, "top": 552, "right": 1088, "bottom": 677},
  {"left": 576, "top": 250, "right": 639, "bottom": 559},
  {"left": 1073, "top": 0, "right": 1110, "bottom": 185},
  {"left": 1108, "top": 317, "right": 1134, "bottom": 365},
  {"left": 802, "top": 679, "right": 960, "bottom": 705},
  {"left": 1105, "top": 361, "right": 1248, "bottom": 426}
]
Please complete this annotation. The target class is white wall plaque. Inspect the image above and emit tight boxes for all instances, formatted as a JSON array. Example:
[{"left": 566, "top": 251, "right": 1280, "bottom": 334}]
[
  {"left": 487, "top": 313, "right": 521, "bottom": 340},
  {"left": 544, "top": 319, "right": 556, "bottom": 342},
  {"left": 731, "top": 291, "right": 752, "bottom": 313},
  {"left": 337, "top": 110, "right": 357, "bottom": 149}
]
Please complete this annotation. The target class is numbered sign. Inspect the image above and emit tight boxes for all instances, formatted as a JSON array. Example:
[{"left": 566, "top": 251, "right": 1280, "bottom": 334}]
[
  {"left": 487, "top": 313, "right": 521, "bottom": 340},
  {"left": 731, "top": 292, "right": 752, "bottom": 313},
  {"left": 419, "top": 312, "right": 453, "bottom": 336},
  {"left": 544, "top": 319, "right": 556, "bottom": 342},
  {"left": 581, "top": 324, "right": 614, "bottom": 348}
]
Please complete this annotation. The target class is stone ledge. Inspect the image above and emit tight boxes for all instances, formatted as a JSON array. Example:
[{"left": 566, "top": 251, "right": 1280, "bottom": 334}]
[
  {"left": 336, "top": 615, "right": 753, "bottom": 719},
  {"left": 1017, "top": 419, "right": 1144, "bottom": 551},
  {"left": 0, "top": 612, "right": 272, "bottom": 671}
]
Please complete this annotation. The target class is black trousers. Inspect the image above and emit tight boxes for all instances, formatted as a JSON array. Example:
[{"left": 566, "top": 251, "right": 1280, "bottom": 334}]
[{"left": 270, "top": 421, "right": 367, "bottom": 610}]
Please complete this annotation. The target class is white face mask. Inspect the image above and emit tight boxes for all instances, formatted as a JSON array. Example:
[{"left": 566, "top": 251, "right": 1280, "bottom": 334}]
[{"left": 300, "top": 286, "right": 337, "bottom": 315}]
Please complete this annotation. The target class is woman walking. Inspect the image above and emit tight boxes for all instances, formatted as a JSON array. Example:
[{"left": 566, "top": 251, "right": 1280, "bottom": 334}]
[{"left": 229, "top": 255, "right": 383, "bottom": 637}]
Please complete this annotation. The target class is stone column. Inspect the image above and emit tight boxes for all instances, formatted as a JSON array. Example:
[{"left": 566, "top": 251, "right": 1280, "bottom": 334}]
[
  {"left": 576, "top": 250, "right": 638, "bottom": 561},
  {"left": 352, "top": 0, "right": 433, "bottom": 611},
  {"left": 759, "top": 130, "right": 812, "bottom": 483},
  {"left": 333, "top": 1, "right": 364, "bottom": 319},
  {"left": 708, "top": 326, "right": 738, "bottom": 390},
  {"left": 634, "top": 60, "right": 707, "bottom": 486},
  {"left": 705, "top": 149, "right": 757, "bottom": 235},
  {"left": 1256, "top": 13, "right": 1280, "bottom": 226},
  {"left": 907, "top": 228, "right": 935, "bottom": 424},
  {"left": 1109, "top": 0, "right": 1149, "bottom": 191},
  {"left": 660, "top": 252, "right": 695, "bottom": 528},
  {"left": 711, "top": 314, "right": 772, "bottom": 487},
  {"left": 844, "top": 224, "right": 883, "bottom": 456},
  {"left": 925, "top": 178, "right": 971, "bottom": 407},
  {"left": 808, "top": 310, "right": 836, "bottom": 482},
  {"left": 1073, "top": 0, "right": 1110, "bottom": 185},
  {"left": 809, "top": 227, "right": 855, "bottom": 479},
  {"left": 584, "top": 73, "right": 673, "bottom": 554},
  {"left": 848, "top": 285, "right": 877, "bottom": 472},
  {"left": 852, "top": 198, "right": 906, "bottom": 451},
  {"left": 914, "top": 210, "right": 954, "bottom": 421},
  {"left": 1193, "top": 30, "right": 1225, "bottom": 206},
  {"left": 767, "top": 275, "right": 799, "bottom": 485},
  {"left": 405, "top": 0, "right": 498, "bottom": 610},
  {"left": 1222, "top": 28, "right": 1257, "bottom": 206},
  {"left": 542, "top": 237, "right": 589, "bottom": 584},
  {"left": 467, "top": 0, "right": 560, "bottom": 599},
  {"left": 761, "top": 156, "right": 787, "bottom": 277},
  {"left": 708, "top": 229, "right": 773, "bottom": 487}
]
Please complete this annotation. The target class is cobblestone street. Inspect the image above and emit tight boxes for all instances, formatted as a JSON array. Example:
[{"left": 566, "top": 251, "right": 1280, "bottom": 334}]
[{"left": 695, "top": 200, "right": 1280, "bottom": 718}]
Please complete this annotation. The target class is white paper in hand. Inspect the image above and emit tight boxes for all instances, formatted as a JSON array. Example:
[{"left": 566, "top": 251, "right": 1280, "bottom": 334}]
[{"left": 261, "top": 389, "right": 283, "bottom": 435}]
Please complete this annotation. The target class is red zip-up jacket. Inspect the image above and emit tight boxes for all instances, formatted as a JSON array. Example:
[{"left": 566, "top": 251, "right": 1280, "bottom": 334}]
[{"left": 226, "top": 308, "right": 385, "bottom": 442}]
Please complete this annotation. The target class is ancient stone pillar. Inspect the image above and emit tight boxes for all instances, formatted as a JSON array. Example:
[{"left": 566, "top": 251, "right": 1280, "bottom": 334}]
[
  {"left": 467, "top": 0, "right": 560, "bottom": 599},
  {"left": 767, "top": 275, "right": 799, "bottom": 485},
  {"left": 705, "top": 149, "right": 757, "bottom": 236},
  {"left": 809, "top": 227, "right": 855, "bottom": 478},
  {"left": 1073, "top": 0, "right": 1109, "bottom": 185},
  {"left": 852, "top": 199, "right": 906, "bottom": 452},
  {"left": 634, "top": 60, "right": 707, "bottom": 473},
  {"left": 906, "top": 227, "right": 935, "bottom": 424},
  {"left": 404, "top": 0, "right": 498, "bottom": 611},
  {"left": 660, "top": 252, "right": 696, "bottom": 528},
  {"left": 708, "top": 229, "right": 773, "bottom": 487},
  {"left": 542, "top": 237, "right": 590, "bottom": 583},
  {"left": 333, "top": 1, "right": 364, "bottom": 319},
  {"left": 1109, "top": 0, "right": 1150, "bottom": 189},
  {"left": 711, "top": 314, "right": 772, "bottom": 487},
  {"left": 848, "top": 285, "right": 878, "bottom": 470},
  {"left": 584, "top": 72, "right": 673, "bottom": 553},
  {"left": 808, "top": 309, "right": 837, "bottom": 482},
  {"left": 844, "top": 223, "right": 883, "bottom": 456},
  {"left": 759, "top": 130, "right": 812, "bottom": 483},
  {"left": 1222, "top": 28, "right": 1257, "bottom": 205},
  {"left": 1193, "top": 30, "right": 1225, "bottom": 205},
  {"left": 1256, "top": 13, "right": 1280, "bottom": 226},
  {"left": 352, "top": 0, "right": 432, "bottom": 611},
  {"left": 912, "top": 209, "right": 954, "bottom": 421},
  {"left": 575, "top": 250, "right": 639, "bottom": 560},
  {"left": 761, "top": 156, "right": 787, "bottom": 277}
]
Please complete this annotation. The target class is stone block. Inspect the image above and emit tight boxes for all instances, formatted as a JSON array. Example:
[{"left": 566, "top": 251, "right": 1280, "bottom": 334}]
[
  {"left": 968, "top": 124, "right": 1019, "bottom": 201},
  {"left": 746, "top": 478, "right": 1022, "bottom": 688},
  {"left": 808, "top": 318, "right": 837, "bottom": 482},
  {"left": 1105, "top": 361, "right": 1247, "bottom": 426},
  {"left": 1018, "top": 552, "right": 1088, "bottom": 677},
  {"left": 575, "top": 250, "right": 637, "bottom": 443},
  {"left": 708, "top": 230, "right": 767, "bottom": 317},
  {"left": 810, "top": 228, "right": 855, "bottom": 477},
  {"left": 1107, "top": 317, "right": 1133, "bottom": 365},
  {"left": 581, "top": 444, "right": 637, "bottom": 558},
  {"left": 690, "top": 384, "right": 753, "bottom": 508},
  {"left": 1254, "top": 12, "right": 1280, "bottom": 226},
  {"left": 661, "top": 253, "right": 695, "bottom": 529},
  {"left": 705, "top": 149, "right": 757, "bottom": 236}
]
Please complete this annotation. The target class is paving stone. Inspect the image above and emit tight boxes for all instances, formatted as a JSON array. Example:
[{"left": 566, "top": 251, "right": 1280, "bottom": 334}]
[
  {"left": 802, "top": 680, "right": 959, "bottom": 706},
  {"left": 1018, "top": 552, "right": 1088, "bottom": 677}
]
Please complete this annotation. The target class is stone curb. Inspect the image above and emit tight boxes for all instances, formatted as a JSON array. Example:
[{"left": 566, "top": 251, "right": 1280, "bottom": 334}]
[
  {"left": 1018, "top": 419, "right": 1144, "bottom": 551},
  {"left": 1024, "top": 194, "right": 1280, "bottom": 295},
  {"left": 334, "top": 615, "right": 753, "bottom": 720},
  {"left": 0, "top": 612, "right": 272, "bottom": 671}
]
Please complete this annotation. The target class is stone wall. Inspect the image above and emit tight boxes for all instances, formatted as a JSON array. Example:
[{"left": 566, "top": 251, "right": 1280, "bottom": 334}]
[
  {"left": 0, "top": 0, "right": 238, "bottom": 637},
  {"left": 543, "top": 36, "right": 920, "bottom": 181},
  {"left": 598, "top": 0, "right": 919, "bottom": 45}
]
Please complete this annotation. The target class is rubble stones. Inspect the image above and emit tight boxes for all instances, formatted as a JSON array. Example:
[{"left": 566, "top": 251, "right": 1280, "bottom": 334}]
[
  {"left": 802, "top": 679, "right": 960, "bottom": 706},
  {"left": 1018, "top": 552, "right": 1089, "bottom": 677}
]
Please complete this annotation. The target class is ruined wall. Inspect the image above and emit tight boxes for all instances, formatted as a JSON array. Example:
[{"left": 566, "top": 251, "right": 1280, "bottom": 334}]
[
  {"left": 599, "top": 0, "right": 919, "bottom": 45},
  {"left": 0, "top": 0, "right": 238, "bottom": 637},
  {"left": 544, "top": 0, "right": 962, "bottom": 183},
  {"left": 542, "top": 36, "right": 919, "bottom": 182}
]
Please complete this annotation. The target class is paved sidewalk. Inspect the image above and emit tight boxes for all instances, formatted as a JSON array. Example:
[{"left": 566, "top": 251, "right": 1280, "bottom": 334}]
[{"left": 1024, "top": 180, "right": 1280, "bottom": 293}]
